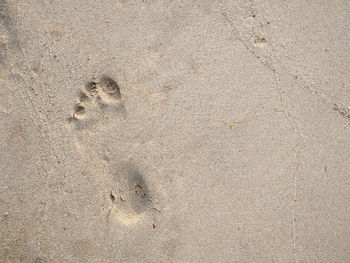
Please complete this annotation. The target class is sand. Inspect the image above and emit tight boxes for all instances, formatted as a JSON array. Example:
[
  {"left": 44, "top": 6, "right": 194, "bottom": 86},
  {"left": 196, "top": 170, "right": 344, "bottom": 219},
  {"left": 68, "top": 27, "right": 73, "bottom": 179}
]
[{"left": 1, "top": 0, "right": 350, "bottom": 262}]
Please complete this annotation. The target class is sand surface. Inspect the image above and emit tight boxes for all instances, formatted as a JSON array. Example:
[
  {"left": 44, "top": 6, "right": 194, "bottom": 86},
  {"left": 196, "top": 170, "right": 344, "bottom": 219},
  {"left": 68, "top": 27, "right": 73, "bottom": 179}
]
[{"left": 1, "top": 0, "right": 350, "bottom": 262}]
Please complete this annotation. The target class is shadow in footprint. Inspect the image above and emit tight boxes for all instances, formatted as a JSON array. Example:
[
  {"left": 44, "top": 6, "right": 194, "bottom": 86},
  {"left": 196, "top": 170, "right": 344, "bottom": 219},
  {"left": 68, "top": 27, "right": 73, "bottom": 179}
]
[
  {"left": 109, "top": 162, "right": 152, "bottom": 221},
  {"left": 125, "top": 164, "right": 150, "bottom": 214}
]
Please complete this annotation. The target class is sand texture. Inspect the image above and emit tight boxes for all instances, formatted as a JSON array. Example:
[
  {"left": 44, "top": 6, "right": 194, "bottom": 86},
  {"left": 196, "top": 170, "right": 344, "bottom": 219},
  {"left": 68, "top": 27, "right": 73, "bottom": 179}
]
[{"left": 1, "top": 0, "right": 350, "bottom": 262}]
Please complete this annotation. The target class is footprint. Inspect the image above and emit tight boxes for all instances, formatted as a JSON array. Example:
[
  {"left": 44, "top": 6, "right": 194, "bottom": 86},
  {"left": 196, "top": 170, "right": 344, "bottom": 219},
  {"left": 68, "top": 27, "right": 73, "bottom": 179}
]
[
  {"left": 108, "top": 162, "right": 153, "bottom": 225},
  {"left": 68, "top": 75, "right": 125, "bottom": 129},
  {"left": 68, "top": 75, "right": 158, "bottom": 225}
]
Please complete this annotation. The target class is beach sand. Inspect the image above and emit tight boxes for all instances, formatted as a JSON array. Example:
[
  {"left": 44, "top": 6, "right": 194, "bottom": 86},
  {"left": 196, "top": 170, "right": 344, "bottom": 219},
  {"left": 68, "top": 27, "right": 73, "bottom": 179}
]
[{"left": 1, "top": 0, "right": 350, "bottom": 262}]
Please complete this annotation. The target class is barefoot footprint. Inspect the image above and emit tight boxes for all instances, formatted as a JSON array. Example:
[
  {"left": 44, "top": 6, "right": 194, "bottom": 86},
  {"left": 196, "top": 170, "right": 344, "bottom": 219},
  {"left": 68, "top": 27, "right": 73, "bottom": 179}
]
[
  {"left": 68, "top": 76, "right": 154, "bottom": 225},
  {"left": 108, "top": 161, "right": 153, "bottom": 225},
  {"left": 68, "top": 76, "right": 124, "bottom": 128}
]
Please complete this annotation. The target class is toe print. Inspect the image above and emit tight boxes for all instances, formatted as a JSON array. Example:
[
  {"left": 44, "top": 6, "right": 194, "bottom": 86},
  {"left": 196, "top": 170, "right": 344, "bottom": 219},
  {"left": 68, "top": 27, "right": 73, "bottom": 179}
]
[
  {"left": 73, "top": 104, "right": 86, "bottom": 118},
  {"left": 68, "top": 75, "right": 124, "bottom": 127},
  {"left": 78, "top": 91, "right": 89, "bottom": 102},
  {"left": 84, "top": 81, "right": 97, "bottom": 95},
  {"left": 98, "top": 76, "right": 121, "bottom": 99}
]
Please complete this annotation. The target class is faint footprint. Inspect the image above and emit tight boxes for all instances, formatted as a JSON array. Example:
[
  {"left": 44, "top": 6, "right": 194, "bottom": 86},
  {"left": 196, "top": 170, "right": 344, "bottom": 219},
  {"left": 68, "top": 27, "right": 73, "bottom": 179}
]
[
  {"left": 68, "top": 76, "right": 157, "bottom": 225},
  {"left": 108, "top": 162, "right": 153, "bottom": 225}
]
